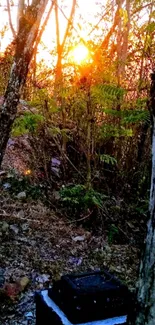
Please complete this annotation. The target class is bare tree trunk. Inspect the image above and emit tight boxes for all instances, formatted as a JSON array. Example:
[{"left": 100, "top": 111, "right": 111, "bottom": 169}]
[
  {"left": 86, "top": 86, "right": 92, "bottom": 190},
  {"left": 6, "top": 0, "right": 16, "bottom": 38},
  {"left": 120, "top": 0, "right": 130, "bottom": 79},
  {"left": 116, "top": 0, "right": 123, "bottom": 86},
  {"left": 138, "top": 2, "right": 153, "bottom": 93},
  {"left": 17, "top": 0, "right": 25, "bottom": 33},
  {"left": 0, "top": 0, "right": 48, "bottom": 167},
  {"left": 127, "top": 72, "right": 155, "bottom": 325},
  {"left": 54, "top": 0, "right": 76, "bottom": 157}
]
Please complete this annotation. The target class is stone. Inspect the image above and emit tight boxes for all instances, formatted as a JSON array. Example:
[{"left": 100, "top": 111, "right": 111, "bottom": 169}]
[
  {"left": 3, "top": 182, "right": 11, "bottom": 190},
  {"left": 10, "top": 224, "right": 19, "bottom": 235},
  {"left": 72, "top": 235, "right": 85, "bottom": 242},
  {"left": 17, "top": 191, "right": 26, "bottom": 199},
  {"left": 18, "top": 277, "right": 30, "bottom": 291},
  {"left": 0, "top": 221, "right": 9, "bottom": 233},
  {"left": 25, "top": 311, "right": 33, "bottom": 319}
]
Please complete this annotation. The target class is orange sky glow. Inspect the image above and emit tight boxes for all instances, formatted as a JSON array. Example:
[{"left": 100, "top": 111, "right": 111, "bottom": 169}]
[{"left": 0, "top": 0, "right": 104, "bottom": 66}]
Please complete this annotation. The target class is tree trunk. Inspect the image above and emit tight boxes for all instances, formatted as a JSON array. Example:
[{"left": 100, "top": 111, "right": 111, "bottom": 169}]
[
  {"left": 127, "top": 72, "right": 155, "bottom": 325},
  {"left": 0, "top": 0, "right": 48, "bottom": 167},
  {"left": 54, "top": 0, "right": 77, "bottom": 159},
  {"left": 86, "top": 87, "right": 92, "bottom": 190}
]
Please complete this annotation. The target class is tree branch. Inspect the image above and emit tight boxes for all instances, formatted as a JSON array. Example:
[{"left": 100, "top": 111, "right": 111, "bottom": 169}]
[
  {"left": 61, "top": 0, "right": 77, "bottom": 50},
  {"left": 6, "top": 0, "right": 16, "bottom": 39},
  {"left": 33, "top": 0, "right": 54, "bottom": 55}
]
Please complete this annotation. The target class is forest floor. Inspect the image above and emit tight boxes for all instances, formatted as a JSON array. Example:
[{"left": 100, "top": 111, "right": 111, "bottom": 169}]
[
  {"left": 0, "top": 190, "right": 141, "bottom": 325},
  {"left": 0, "top": 135, "right": 147, "bottom": 324}
]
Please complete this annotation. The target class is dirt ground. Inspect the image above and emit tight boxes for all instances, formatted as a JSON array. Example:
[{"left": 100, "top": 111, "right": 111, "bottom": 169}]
[{"left": 0, "top": 188, "right": 141, "bottom": 325}]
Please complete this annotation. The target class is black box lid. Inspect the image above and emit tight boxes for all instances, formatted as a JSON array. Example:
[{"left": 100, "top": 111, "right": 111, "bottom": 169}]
[{"left": 48, "top": 270, "right": 131, "bottom": 323}]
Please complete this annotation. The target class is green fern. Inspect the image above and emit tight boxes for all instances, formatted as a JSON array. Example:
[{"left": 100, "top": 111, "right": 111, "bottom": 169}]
[
  {"left": 100, "top": 154, "right": 117, "bottom": 165},
  {"left": 91, "top": 84, "right": 125, "bottom": 105},
  {"left": 122, "top": 110, "right": 150, "bottom": 124},
  {"left": 60, "top": 184, "right": 104, "bottom": 212},
  {"left": 12, "top": 112, "right": 44, "bottom": 136},
  {"left": 99, "top": 124, "right": 133, "bottom": 138}
]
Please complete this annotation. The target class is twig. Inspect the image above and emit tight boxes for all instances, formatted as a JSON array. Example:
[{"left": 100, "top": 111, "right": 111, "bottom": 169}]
[
  {"left": 100, "top": 206, "right": 131, "bottom": 241},
  {"left": 6, "top": 0, "right": 16, "bottom": 39},
  {"left": 0, "top": 213, "right": 11, "bottom": 217},
  {"left": 64, "top": 153, "right": 86, "bottom": 181},
  {"left": 66, "top": 210, "right": 93, "bottom": 223}
]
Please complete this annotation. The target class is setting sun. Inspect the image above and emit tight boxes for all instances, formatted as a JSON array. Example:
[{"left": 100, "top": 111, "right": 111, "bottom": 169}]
[{"left": 71, "top": 44, "right": 89, "bottom": 64}]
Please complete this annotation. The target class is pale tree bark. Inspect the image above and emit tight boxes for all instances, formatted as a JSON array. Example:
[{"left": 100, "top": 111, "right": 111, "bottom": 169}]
[
  {"left": 31, "top": 1, "right": 54, "bottom": 88},
  {"left": 17, "top": 0, "right": 25, "bottom": 33},
  {"left": 119, "top": 0, "right": 130, "bottom": 80},
  {"left": 116, "top": 0, "right": 123, "bottom": 86},
  {"left": 127, "top": 71, "right": 155, "bottom": 325},
  {"left": 54, "top": 0, "right": 76, "bottom": 156},
  {"left": 0, "top": 0, "right": 49, "bottom": 167},
  {"left": 116, "top": 0, "right": 130, "bottom": 85},
  {"left": 100, "top": 3, "right": 122, "bottom": 51},
  {"left": 138, "top": 1, "right": 153, "bottom": 92},
  {"left": 54, "top": 0, "right": 76, "bottom": 83},
  {"left": 6, "top": 0, "right": 16, "bottom": 39}
]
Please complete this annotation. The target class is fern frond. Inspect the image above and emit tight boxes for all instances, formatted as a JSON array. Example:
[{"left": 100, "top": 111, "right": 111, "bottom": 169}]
[
  {"left": 99, "top": 124, "right": 133, "bottom": 138},
  {"left": 100, "top": 154, "right": 117, "bottom": 165},
  {"left": 122, "top": 110, "right": 150, "bottom": 124},
  {"left": 12, "top": 112, "right": 44, "bottom": 136}
]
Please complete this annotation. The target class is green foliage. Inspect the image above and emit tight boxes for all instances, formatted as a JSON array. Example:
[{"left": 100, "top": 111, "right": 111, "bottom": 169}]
[
  {"left": 122, "top": 110, "right": 150, "bottom": 124},
  {"left": 29, "top": 89, "right": 58, "bottom": 113},
  {"left": 92, "top": 84, "right": 125, "bottom": 100},
  {"left": 134, "top": 199, "right": 148, "bottom": 215},
  {"left": 99, "top": 124, "right": 133, "bottom": 138},
  {"left": 0, "top": 172, "right": 42, "bottom": 200},
  {"left": 48, "top": 126, "right": 61, "bottom": 136},
  {"left": 108, "top": 224, "right": 119, "bottom": 244},
  {"left": 12, "top": 112, "right": 44, "bottom": 136},
  {"left": 100, "top": 154, "right": 117, "bottom": 165},
  {"left": 0, "top": 53, "right": 13, "bottom": 94},
  {"left": 60, "top": 184, "right": 105, "bottom": 215},
  {"left": 91, "top": 84, "right": 125, "bottom": 108}
]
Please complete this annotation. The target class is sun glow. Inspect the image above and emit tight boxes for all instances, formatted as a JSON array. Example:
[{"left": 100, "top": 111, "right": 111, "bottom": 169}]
[{"left": 71, "top": 44, "right": 90, "bottom": 64}]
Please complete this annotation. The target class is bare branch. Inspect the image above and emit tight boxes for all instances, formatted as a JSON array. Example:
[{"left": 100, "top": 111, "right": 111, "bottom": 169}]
[
  {"left": 61, "top": 0, "right": 77, "bottom": 50},
  {"left": 17, "top": 0, "right": 25, "bottom": 33},
  {"left": 33, "top": 0, "right": 54, "bottom": 55},
  {"left": 6, "top": 0, "right": 16, "bottom": 39}
]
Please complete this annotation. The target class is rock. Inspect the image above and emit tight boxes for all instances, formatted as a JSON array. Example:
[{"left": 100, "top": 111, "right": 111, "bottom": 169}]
[
  {"left": 68, "top": 256, "right": 83, "bottom": 266},
  {"left": 3, "top": 182, "right": 11, "bottom": 190},
  {"left": 51, "top": 157, "right": 61, "bottom": 167},
  {"left": 17, "top": 210, "right": 25, "bottom": 219},
  {"left": 18, "top": 276, "right": 30, "bottom": 291},
  {"left": 17, "top": 191, "right": 26, "bottom": 199},
  {"left": 72, "top": 235, "right": 85, "bottom": 242},
  {"left": 51, "top": 167, "right": 60, "bottom": 177},
  {"left": 7, "top": 139, "right": 15, "bottom": 147},
  {"left": 51, "top": 157, "right": 61, "bottom": 177},
  {"left": 25, "top": 311, "right": 33, "bottom": 319},
  {"left": 4, "top": 283, "right": 20, "bottom": 300},
  {"left": 53, "top": 190, "right": 60, "bottom": 201},
  {"left": 0, "top": 221, "right": 9, "bottom": 233},
  {"left": 10, "top": 224, "right": 19, "bottom": 235},
  {"left": 3, "top": 276, "right": 30, "bottom": 300},
  {"left": 21, "top": 223, "right": 29, "bottom": 231},
  {"left": 0, "top": 170, "right": 7, "bottom": 176},
  {"left": 36, "top": 274, "right": 50, "bottom": 284}
]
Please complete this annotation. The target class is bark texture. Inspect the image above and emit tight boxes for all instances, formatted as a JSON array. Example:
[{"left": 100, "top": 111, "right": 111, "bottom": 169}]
[
  {"left": 128, "top": 72, "right": 155, "bottom": 325},
  {"left": 0, "top": 0, "right": 48, "bottom": 167}
]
